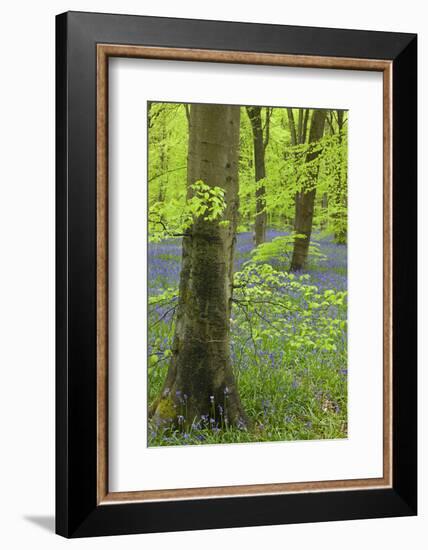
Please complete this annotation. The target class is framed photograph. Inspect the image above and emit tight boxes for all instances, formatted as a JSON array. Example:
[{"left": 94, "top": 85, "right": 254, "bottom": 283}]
[{"left": 56, "top": 11, "right": 417, "bottom": 538}]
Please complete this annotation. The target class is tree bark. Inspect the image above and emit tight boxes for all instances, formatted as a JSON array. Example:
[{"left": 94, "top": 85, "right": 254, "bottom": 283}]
[
  {"left": 246, "top": 106, "right": 269, "bottom": 246},
  {"left": 151, "top": 104, "right": 246, "bottom": 429},
  {"left": 301, "top": 109, "right": 310, "bottom": 144},
  {"left": 290, "top": 109, "right": 327, "bottom": 271},
  {"left": 287, "top": 108, "right": 297, "bottom": 147}
]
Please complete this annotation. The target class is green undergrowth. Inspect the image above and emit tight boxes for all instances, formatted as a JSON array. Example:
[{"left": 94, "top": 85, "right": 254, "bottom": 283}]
[{"left": 148, "top": 348, "right": 347, "bottom": 446}]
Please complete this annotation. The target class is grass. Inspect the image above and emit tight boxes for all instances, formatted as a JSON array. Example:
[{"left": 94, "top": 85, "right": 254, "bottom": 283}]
[{"left": 148, "top": 229, "right": 348, "bottom": 446}]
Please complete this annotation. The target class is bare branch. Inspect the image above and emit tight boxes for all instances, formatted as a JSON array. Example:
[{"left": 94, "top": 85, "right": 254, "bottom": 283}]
[
  {"left": 148, "top": 165, "right": 186, "bottom": 183},
  {"left": 148, "top": 213, "right": 191, "bottom": 238},
  {"left": 150, "top": 305, "right": 178, "bottom": 328}
]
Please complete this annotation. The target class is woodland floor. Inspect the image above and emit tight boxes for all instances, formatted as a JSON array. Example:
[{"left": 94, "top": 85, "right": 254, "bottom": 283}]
[{"left": 147, "top": 230, "right": 348, "bottom": 446}]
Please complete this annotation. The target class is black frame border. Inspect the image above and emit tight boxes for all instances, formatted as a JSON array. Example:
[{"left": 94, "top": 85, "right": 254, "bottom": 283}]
[{"left": 56, "top": 11, "right": 417, "bottom": 538}]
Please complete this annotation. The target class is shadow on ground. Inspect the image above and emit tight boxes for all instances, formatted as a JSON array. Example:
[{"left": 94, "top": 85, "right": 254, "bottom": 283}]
[{"left": 24, "top": 515, "right": 55, "bottom": 533}]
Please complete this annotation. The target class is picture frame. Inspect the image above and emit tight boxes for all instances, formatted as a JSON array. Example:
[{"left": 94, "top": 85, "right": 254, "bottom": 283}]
[{"left": 56, "top": 10, "right": 417, "bottom": 538}]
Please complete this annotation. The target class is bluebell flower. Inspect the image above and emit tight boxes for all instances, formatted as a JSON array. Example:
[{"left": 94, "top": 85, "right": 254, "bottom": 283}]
[{"left": 237, "top": 417, "right": 246, "bottom": 430}]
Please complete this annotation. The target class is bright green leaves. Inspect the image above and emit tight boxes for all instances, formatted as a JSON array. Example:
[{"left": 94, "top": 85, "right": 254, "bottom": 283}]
[
  {"left": 148, "top": 260, "right": 347, "bottom": 361},
  {"left": 233, "top": 262, "right": 347, "bottom": 354},
  {"left": 317, "top": 128, "right": 348, "bottom": 240},
  {"left": 148, "top": 286, "right": 178, "bottom": 306},
  {"left": 188, "top": 180, "right": 227, "bottom": 222},
  {"left": 148, "top": 104, "right": 348, "bottom": 244},
  {"left": 250, "top": 234, "right": 327, "bottom": 270},
  {"left": 148, "top": 180, "right": 227, "bottom": 242}
]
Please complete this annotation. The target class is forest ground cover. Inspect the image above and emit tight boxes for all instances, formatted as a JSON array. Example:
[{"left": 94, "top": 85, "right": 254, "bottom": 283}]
[{"left": 148, "top": 229, "right": 348, "bottom": 446}]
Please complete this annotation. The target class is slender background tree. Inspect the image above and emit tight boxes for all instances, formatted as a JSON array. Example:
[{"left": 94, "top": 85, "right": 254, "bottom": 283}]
[
  {"left": 290, "top": 109, "right": 327, "bottom": 271},
  {"left": 246, "top": 106, "right": 272, "bottom": 245}
]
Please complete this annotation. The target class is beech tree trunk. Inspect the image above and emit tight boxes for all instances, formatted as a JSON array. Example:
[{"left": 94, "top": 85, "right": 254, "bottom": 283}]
[
  {"left": 151, "top": 104, "right": 246, "bottom": 429},
  {"left": 290, "top": 109, "right": 327, "bottom": 271},
  {"left": 247, "top": 107, "right": 269, "bottom": 246}
]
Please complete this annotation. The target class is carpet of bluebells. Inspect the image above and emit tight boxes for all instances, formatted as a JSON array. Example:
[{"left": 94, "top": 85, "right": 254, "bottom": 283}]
[{"left": 148, "top": 229, "right": 348, "bottom": 446}]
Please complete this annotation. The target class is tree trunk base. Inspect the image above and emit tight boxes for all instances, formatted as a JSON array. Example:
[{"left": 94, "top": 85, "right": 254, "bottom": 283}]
[{"left": 150, "top": 381, "right": 248, "bottom": 432}]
